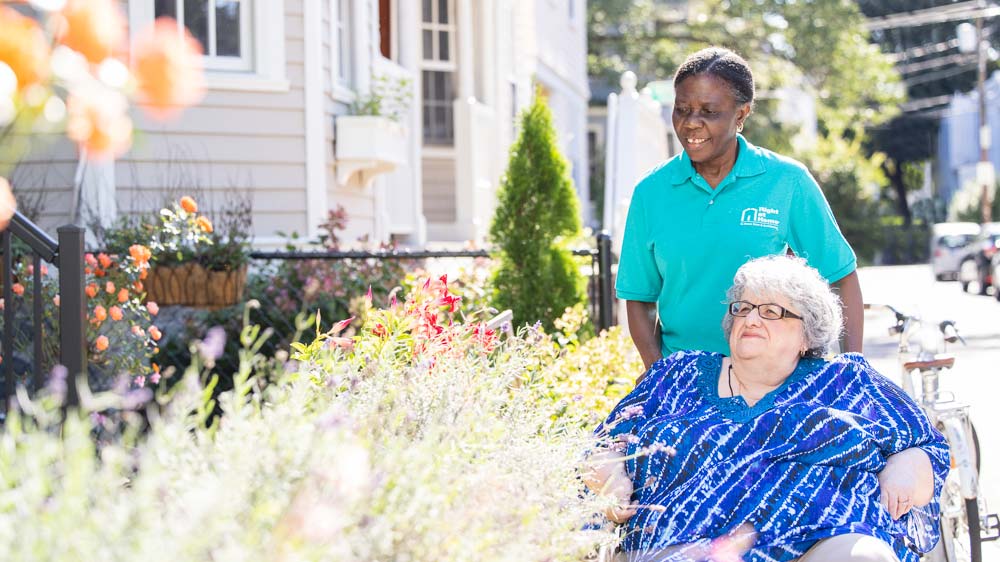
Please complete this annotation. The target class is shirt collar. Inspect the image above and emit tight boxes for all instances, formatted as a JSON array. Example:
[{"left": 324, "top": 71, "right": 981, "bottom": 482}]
[{"left": 670, "top": 134, "right": 767, "bottom": 186}]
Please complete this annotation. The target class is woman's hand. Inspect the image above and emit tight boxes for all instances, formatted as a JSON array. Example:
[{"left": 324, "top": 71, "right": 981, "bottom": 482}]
[
  {"left": 582, "top": 448, "right": 637, "bottom": 524},
  {"left": 877, "top": 447, "right": 934, "bottom": 520},
  {"left": 603, "top": 471, "right": 638, "bottom": 524}
]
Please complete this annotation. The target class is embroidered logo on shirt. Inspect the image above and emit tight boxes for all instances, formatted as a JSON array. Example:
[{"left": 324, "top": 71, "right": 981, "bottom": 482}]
[{"left": 740, "top": 206, "right": 780, "bottom": 230}]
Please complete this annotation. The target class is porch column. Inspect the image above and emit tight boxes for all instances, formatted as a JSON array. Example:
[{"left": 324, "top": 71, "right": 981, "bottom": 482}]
[
  {"left": 453, "top": 0, "right": 477, "bottom": 241},
  {"left": 397, "top": 0, "right": 427, "bottom": 245}
]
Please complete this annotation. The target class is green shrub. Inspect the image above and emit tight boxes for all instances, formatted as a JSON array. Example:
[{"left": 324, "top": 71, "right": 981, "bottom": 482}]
[{"left": 489, "top": 90, "right": 586, "bottom": 331}]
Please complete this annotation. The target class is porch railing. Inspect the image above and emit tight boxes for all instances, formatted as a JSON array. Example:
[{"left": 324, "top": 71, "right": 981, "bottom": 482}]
[{"left": 1, "top": 212, "right": 86, "bottom": 411}]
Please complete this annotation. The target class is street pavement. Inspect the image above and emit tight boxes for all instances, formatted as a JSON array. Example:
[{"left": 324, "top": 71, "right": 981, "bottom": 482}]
[{"left": 858, "top": 264, "right": 1000, "bottom": 561}]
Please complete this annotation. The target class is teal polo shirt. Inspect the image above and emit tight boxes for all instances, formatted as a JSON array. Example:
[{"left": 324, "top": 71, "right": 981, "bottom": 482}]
[{"left": 615, "top": 135, "right": 856, "bottom": 356}]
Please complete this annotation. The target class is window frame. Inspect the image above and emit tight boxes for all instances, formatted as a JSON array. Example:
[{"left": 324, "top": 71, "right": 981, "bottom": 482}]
[
  {"left": 330, "top": 0, "right": 355, "bottom": 102},
  {"left": 129, "top": 0, "right": 288, "bottom": 92},
  {"left": 154, "top": 0, "right": 254, "bottom": 72},
  {"left": 420, "top": 0, "right": 457, "bottom": 146},
  {"left": 420, "top": 0, "right": 456, "bottom": 72}
]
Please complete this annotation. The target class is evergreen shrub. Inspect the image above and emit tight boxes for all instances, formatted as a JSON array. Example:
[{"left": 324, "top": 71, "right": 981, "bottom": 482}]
[{"left": 489, "top": 90, "right": 586, "bottom": 331}]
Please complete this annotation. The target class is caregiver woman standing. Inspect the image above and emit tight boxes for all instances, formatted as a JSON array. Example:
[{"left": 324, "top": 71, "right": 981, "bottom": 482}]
[{"left": 618, "top": 47, "right": 864, "bottom": 370}]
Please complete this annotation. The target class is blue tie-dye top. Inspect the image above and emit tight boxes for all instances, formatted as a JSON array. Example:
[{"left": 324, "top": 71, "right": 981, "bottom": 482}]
[{"left": 597, "top": 351, "right": 949, "bottom": 562}]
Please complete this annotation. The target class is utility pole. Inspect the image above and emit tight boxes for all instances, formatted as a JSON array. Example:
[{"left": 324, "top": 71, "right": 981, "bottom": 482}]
[{"left": 975, "top": 13, "right": 994, "bottom": 223}]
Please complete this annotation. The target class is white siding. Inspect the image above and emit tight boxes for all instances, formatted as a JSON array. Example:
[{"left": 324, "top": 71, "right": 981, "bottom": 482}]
[
  {"left": 422, "top": 156, "right": 456, "bottom": 223},
  {"left": 113, "top": 0, "right": 310, "bottom": 243}
]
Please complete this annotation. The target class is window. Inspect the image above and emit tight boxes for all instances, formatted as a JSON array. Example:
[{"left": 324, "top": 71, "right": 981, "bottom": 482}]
[
  {"left": 132, "top": 0, "right": 288, "bottom": 91},
  {"left": 423, "top": 70, "right": 454, "bottom": 145},
  {"left": 421, "top": 0, "right": 455, "bottom": 145},
  {"left": 331, "top": 0, "right": 353, "bottom": 88},
  {"left": 154, "top": 0, "right": 252, "bottom": 71}
]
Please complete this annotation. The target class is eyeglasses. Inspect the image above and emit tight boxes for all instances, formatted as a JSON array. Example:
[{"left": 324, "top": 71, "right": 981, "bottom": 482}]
[{"left": 728, "top": 300, "right": 803, "bottom": 321}]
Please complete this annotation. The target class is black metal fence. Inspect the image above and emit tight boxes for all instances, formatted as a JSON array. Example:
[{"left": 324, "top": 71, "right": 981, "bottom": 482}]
[
  {"left": 3, "top": 221, "right": 615, "bottom": 405},
  {"left": 1, "top": 212, "right": 86, "bottom": 410},
  {"left": 248, "top": 231, "right": 616, "bottom": 332}
]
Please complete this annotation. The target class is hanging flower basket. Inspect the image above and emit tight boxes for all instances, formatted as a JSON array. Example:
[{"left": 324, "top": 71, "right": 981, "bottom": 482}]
[{"left": 144, "top": 263, "right": 247, "bottom": 310}]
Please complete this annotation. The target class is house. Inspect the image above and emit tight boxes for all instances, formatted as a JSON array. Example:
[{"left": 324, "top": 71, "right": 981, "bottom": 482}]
[
  {"left": 12, "top": 0, "right": 590, "bottom": 248},
  {"left": 936, "top": 70, "right": 1000, "bottom": 212}
]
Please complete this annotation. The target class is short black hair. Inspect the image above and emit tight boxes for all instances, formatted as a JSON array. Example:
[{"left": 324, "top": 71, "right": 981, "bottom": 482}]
[{"left": 673, "top": 47, "right": 755, "bottom": 107}]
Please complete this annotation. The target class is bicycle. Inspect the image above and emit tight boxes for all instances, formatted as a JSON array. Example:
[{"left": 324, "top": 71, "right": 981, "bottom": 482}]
[{"left": 866, "top": 303, "right": 999, "bottom": 562}]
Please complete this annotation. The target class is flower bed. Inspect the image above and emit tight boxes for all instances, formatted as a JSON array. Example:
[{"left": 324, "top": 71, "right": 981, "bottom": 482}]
[{"left": 0, "top": 277, "right": 621, "bottom": 560}]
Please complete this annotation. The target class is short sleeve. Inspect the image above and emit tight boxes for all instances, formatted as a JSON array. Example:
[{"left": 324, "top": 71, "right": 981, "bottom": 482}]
[
  {"left": 788, "top": 170, "right": 857, "bottom": 283},
  {"left": 615, "top": 184, "right": 662, "bottom": 302}
]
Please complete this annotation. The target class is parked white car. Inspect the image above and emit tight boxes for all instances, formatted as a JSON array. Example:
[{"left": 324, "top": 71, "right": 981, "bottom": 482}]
[{"left": 931, "top": 222, "right": 981, "bottom": 281}]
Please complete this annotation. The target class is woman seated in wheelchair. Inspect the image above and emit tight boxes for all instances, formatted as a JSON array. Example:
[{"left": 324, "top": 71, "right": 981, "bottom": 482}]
[{"left": 585, "top": 256, "right": 949, "bottom": 562}]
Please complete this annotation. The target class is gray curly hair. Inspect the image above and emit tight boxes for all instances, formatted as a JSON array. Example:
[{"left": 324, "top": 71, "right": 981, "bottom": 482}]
[{"left": 721, "top": 255, "right": 843, "bottom": 357}]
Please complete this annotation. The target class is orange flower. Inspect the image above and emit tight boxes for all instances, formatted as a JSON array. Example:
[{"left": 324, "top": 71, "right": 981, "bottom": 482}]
[
  {"left": 98, "top": 253, "right": 113, "bottom": 269},
  {"left": 117, "top": 288, "right": 129, "bottom": 303},
  {"left": 109, "top": 306, "right": 123, "bottom": 321},
  {"left": 131, "top": 18, "right": 205, "bottom": 120},
  {"left": 0, "top": 177, "right": 15, "bottom": 232},
  {"left": 196, "top": 216, "right": 213, "bottom": 233},
  {"left": 94, "top": 268, "right": 106, "bottom": 277},
  {"left": 55, "top": 0, "right": 127, "bottom": 64},
  {"left": 53, "top": 295, "right": 60, "bottom": 307},
  {"left": 92, "top": 305, "right": 107, "bottom": 323},
  {"left": 146, "top": 301, "right": 159, "bottom": 316},
  {"left": 105, "top": 281, "right": 116, "bottom": 294},
  {"left": 66, "top": 89, "right": 133, "bottom": 158},
  {"left": 131, "top": 325, "right": 144, "bottom": 337},
  {"left": 85, "top": 283, "right": 98, "bottom": 298},
  {"left": 95, "top": 335, "right": 109, "bottom": 352},
  {"left": 12, "top": 283, "right": 24, "bottom": 296},
  {"left": 129, "top": 244, "right": 152, "bottom": 266},
  {"left": 85, "top": 253, "right": 98, "bottom": 268},
  {"left": 139, "top": 268, "right": 148, "bottom": 280},
  {"left": 0, "top": 7, "right": 50, "bottom": 92},
  {"left": 148, "top": 325, "right": 162, "bottom": 341},
  {"left": 152, "top": 362, "right": 160, "bottom": 374},
  {"left": 179, "top": 195, "right": 198, "bottom": 214},
  {"left": 133, "top": 280, "right": 144, "bottom": 292}
]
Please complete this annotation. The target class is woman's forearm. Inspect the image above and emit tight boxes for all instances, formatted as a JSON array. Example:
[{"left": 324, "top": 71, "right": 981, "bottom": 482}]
[
  {"left": 833, "top": 271, "right": 864, "bottom": 353},
  {"left": 626, "top": 300, "right": 662, "bottom": 372}
]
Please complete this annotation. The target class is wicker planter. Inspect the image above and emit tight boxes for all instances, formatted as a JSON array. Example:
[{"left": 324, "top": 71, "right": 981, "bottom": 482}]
[{"left": 145, "top": 263, "right": 247, "bottom": 310}]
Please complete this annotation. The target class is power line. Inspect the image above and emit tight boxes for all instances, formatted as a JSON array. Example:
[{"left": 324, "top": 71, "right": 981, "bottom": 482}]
[
  {"left": 897, "top": 52, "right": 979, "bottom": 74},
  {"left": 865, "top": 1, "right": 1000, "bottom": 32},
  {"left": 886, "top": 38, "right": 959, "bottom": 62}
]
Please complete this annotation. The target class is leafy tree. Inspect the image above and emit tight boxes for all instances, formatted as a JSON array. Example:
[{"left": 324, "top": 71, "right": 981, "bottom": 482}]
[
  {"left": 588, "top": 0, "right": 903, "bottom": 140},
  {"left": 490, "top": 92, "right": 586, "bottom": 331},
  {"left": 588, "top": 0, "right": 903, "bottom": 242},
  {"left": 795, "top": 135, "right": 887, "bottom": 265}
]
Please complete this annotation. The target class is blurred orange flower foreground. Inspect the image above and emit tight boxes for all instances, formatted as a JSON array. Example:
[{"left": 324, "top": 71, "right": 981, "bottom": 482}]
[
  {"left": 131, "top": 18, "right": 205, "bottom": 120},
  {"left": 66, "top": 88, "right": 133, "bottom": 158},
  {"left": 0, "top": 6, "right": 50, "bottom": 92},
  {"left": 55, "top": 0, "right": 127, "bottom": 64}
]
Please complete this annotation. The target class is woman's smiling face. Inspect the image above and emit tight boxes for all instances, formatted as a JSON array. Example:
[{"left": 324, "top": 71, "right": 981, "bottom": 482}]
[{"left": 672, "top": 73, "right": 750, "bottom": 168}]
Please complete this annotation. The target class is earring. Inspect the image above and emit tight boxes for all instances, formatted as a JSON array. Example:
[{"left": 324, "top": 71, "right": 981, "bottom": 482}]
[{"left": 737, "top": 122, "right": 744, "bottom": 133}]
